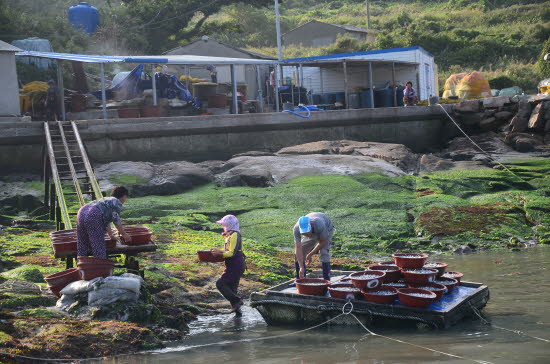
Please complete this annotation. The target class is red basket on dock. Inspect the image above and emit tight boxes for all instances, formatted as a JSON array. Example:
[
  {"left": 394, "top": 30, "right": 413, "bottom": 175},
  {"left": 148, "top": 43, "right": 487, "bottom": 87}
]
[
  {"left": 397, "top": 288, "right": 437, "bottom": 308},
  {"left": 328, "top": 283, "right": 361, "bottom": 300},
  {"left": 392, "top": 253, "right": 429, "bottom": 269},
  {"left": 77, "top": 257, "right": 114, "bottom": 280},
  {"left": 441, "top": 271, "right": 464, "bottom": 283},
  {"left": 423, "top": 262, "right": 448, "bottom": 277},
  {"left": 350, "top": 271, "right": 386, "bottom": 290},
  {"left": 433, "top": 278, "right": 459, "bottom": 294},
  {"left": 401, "top": 268, "right": 438, "bottom": 284},
  {"left": 362, "top": 286, "right": 398, "bottom": 305},
  {"left": 408, "top": 282, "right": 447, "bottom": 300},
  {"left": 295, "top": 278, "right": 330, "bottom": 296},
  {"left": 197, "top": 250, "right": 225, "bottom": 263},
  {"left": 368, "top": 264, "right": 402, "bottom": 283}
]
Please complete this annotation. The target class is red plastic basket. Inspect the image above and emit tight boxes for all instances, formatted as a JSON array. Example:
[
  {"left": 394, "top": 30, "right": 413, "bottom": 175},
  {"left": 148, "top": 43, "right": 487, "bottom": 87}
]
[
  {"left": 401, "top": 268, "right": 438, "bottom": 284},
  {"left": 407, "top": 282, "right": 447, "bottom": 300},
  {"left": 362, "top": 286, "right": 398, "bottom": 305},
  {"left": 397, "top": 288, "right": 436, "bottom": 308},
  {"left": 433, "top": 278, "right": 459, "bottom": 294},
  {"left": 393, "top": 253, "right": 429, "bottom": 269},
  {"left": 197, "top": 250, "right": 225, "bottom": 263},
  {"left": 441, "top": 271, "right": 464, "bottom": 283},
  {"left": 350, "top": 271, "right": 386, "bottom": 290},
  {"left": 44, "top": 268, "right": 81, "bottom": 297},
  {"left": 423, "top": 262, "right": 448, "bottom": 277},
  {"left": 368, "top": 264, "right": 402, "bottom": 283},
  {"left": 328, "top": 283, "right": 361, "bottom": 300},
  {"left": 295, "top": 278, "right": 330, "bottom": 296}
]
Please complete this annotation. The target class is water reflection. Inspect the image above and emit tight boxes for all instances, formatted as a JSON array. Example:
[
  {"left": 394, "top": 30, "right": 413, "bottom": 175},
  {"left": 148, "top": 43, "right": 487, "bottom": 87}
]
[{"left": 97, "top": 247, "right": 550, "bottom": 364}]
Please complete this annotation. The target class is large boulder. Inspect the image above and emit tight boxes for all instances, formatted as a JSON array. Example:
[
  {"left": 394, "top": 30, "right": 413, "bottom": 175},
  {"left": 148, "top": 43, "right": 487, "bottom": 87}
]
[
  {"left": 528, "top": 102, "right": 545, "bottom": 130},
  {"left": 215, "top": 154, "right": 406, "bottom": 187},
  {"left": 453, "top": 100, "right": 481, "bottom": 113},
  {"left": 277, "top": 140, "right": 419, "bottom": 172},
  {"left": 505, "top": 133, "right": 544, "bottom": 152},
  {"left": 95, "top": 161, "right": 156, "bottom": 192},
  {"left": 482, "top": 95, "right": 510, "bottom": 109},
  {"left": 0, "top": 177, "right": 43, "bottom": 216},
  {"left": 440, "top": 132, "right": 514, "bottom": 161}
]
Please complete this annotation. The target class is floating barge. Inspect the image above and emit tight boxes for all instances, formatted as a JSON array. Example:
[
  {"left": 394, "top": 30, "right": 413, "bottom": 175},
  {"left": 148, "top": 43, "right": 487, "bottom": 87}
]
[{"left": 250, "top": 271, "right": 490, "bottom": 329}]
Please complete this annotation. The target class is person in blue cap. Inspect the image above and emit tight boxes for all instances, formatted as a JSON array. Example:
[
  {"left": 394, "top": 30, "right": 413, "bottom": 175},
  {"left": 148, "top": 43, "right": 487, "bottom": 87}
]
[{"left": 293, "top": 212, "right": 334, "bottom": 280}]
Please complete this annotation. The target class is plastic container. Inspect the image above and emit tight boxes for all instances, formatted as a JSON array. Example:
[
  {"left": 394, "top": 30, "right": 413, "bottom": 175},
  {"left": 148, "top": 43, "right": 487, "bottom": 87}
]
[
  {"left": 362, "top": 286, "right": 398, "bottom": 305},
  {"left": 392, "top": 253, "right": 429, "bottom": 269},
  {"left": 423, "top": 262, "right": 448, "bottom": 277},
  {"left": 380, "top": 261, "right": 398, "bottom": 267},
  {"left": 434, "top": 278, "right": 459, "bottom": 294},
  {"left": 312, "top": 94, "right": 323, "bottom": 105},
  {"left": 408, "top": 283, "right": 447, "bottom": 300},
  {"left": 44, "top": 268, "right": 82, "bottom": 297},
  {"left": 295, "top": 278, "right": 330, "bottom": 296},
  {"left": 402, "top": 268, "right": 438, "bottom": 284},
  {"left": 118, "top": 108, "right": 140, "bottom": 118},
  {"left": 348, "top": 92, "right": 361, "bottom": 109},
  {"left": 124, "top": 232, "right": 152, "bottom": 246},
  {"left": 383, "top": 281, "right": 407, "bottom": 289},
  {"left": 441, "top": 271, "right": 464, "bottom": 283},
  {"left": 140, "top": 105, "right": 162, "bottom": 118},
  {"left": 71, "top": 94, "right": 87, "bottom": 112},
  {"left": 208, "top": 94, "right": 227, "bottom": 108},
  {"left": 350, "top": 271, "right": 386, "bottom": 291},
  {"left": 368, "top": 264, "right": 402, "bottom": 283},
  {"left": 323, "top": 93, "right": 337, "bottom": 104},
  {"left": 360, "top": 89, "right": 373, "bottom": 108},
  {"left": 397, "top": 288, "right": 436, "bottom": 308},
  {"left": 68, "top": 2, "right": 99, "bottom": 35},
  {"left": 395, "top": 87, "right": 405, "bottom": 107},
  {"left": 328, "top": 283, "right": 361, "bottom": 300},
  {"left": 374, "top": 88, "right": 393, "bottom": 108},
  {"left": 197, "top": 250, "right": 225, "bottom": 263},
  {"left": 76, "top": 257, "right": 114, "bottom": 281},
  {"left": 334, "top": 92, "right": 346, "bottom": 104},
  {"left": 52, "top": 240, "right": 78, "bottom": 254}
]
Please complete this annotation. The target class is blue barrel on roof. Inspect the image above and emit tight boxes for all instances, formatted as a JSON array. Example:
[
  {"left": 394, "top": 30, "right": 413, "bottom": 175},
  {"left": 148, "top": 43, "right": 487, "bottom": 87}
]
[{"left": 68, "top": 2, "right": 99, "bottom": 35}]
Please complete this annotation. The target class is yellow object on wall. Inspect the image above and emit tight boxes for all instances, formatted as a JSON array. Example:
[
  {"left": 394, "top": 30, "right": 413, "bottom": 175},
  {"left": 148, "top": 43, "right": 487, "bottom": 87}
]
[{"left": 442, "top": 71, "right": 492, "bottom": 99}]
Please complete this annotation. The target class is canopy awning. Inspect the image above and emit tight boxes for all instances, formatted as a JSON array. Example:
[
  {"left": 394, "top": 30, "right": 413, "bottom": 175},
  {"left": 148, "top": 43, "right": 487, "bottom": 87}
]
[{"left": 15, "top": 51, "right": 277, "bottom": 65}]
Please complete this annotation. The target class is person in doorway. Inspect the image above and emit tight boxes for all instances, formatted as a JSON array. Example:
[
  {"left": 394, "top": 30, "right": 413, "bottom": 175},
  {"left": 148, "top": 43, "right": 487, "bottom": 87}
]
[
  {"left": 403, "top": 81, "right": 419, "bottom": 106},
  {"left": 44, "top": 80, "right": 60, "bottom": 121},
  {"left": 293, "top": 212, "right": 334, "bottom": 280},
  {"left": 76, "top": 186, "right": 132, "bottom": 258},
  {"left": 207, "top": 65, "right": 218, "bottom": 83},
  {"left": 211, "top": 215, "right": 246, "bottom": 317}
]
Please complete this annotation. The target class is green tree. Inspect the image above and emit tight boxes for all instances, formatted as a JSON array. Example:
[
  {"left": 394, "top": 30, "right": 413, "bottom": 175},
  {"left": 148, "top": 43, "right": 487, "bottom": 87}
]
[{"left": 537, "top": 37, "right": 550, "bottom": 78}]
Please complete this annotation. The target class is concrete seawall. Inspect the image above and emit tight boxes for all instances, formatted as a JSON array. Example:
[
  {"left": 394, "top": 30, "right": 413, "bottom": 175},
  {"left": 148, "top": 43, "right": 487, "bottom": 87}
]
[{"left": 0, "top": 106, "right": 454, "bottom": 174}]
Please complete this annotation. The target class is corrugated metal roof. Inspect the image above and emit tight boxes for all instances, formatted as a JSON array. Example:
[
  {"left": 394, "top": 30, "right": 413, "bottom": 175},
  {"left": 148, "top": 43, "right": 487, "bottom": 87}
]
[
  {"left": 165, "top": 38, "right": 276, "bottom": 60},
  {"left": 283, "top": 46, "right": 433, "bottom": 63},
  {"left": 15, "top": 51, "right": 276, "bottom": 65},
  {"left": 0, "top": 40, "right": 22, "bottom": 52}
]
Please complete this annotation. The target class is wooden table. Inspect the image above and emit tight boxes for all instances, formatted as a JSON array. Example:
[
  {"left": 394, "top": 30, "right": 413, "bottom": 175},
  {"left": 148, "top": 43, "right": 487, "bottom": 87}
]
[{"left": 53, "top": 241, "right": 157, "bottom": 274}]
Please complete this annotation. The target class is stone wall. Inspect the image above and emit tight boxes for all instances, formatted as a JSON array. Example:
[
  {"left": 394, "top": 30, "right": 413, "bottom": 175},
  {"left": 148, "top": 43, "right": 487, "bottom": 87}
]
[{"left": 0, "top": 106, "right": 453, "bottom": 174}]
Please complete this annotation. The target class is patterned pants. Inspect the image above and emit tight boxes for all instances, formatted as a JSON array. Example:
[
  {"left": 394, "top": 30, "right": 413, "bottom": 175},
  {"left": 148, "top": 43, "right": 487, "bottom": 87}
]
[{"left": 77, "top": 204, "right": 107, "bottom": 258}]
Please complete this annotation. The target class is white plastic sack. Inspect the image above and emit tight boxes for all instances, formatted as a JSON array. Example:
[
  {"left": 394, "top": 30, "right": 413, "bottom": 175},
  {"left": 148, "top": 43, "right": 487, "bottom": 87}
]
[
  {"left": 101, "top": 276, "right": 142, "bottom": 294},
  {"left": 88, "top": 288, "right": 139, "bottom": 306},
  {"left": 60, "top": 280, "right": 93, "bottom": 296}
]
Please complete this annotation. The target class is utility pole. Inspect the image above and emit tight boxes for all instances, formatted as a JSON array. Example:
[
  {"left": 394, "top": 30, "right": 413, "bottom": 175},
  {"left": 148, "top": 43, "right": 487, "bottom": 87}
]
[
  {"left": 275, "top": 0, "right": 283, "bottom": 61},
  {"left": 366, "top": 0, "right": 371, "bottom": 30}
]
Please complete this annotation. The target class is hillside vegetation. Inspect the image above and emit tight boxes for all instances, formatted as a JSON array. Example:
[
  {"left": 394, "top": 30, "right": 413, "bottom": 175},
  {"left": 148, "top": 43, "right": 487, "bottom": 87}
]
[{"left": 1, "top": 0, "right": 549, "bottom": 92}]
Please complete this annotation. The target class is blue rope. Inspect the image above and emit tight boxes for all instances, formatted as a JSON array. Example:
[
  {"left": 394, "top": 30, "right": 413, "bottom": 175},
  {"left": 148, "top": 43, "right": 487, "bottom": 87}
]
[{"left": 282, "top": 105, "right": 322, "bottom": 118}]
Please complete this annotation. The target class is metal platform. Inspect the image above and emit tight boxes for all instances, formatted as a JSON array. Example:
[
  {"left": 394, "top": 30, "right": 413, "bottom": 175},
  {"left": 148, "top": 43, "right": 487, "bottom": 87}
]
[{"left": 250, "top": 270, "right": 490, "bottom": 329}]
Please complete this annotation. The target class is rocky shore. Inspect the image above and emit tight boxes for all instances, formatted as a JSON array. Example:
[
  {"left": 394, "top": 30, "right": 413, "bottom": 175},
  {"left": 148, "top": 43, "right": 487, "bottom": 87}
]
[{"left": 1, "top": 95, "right": 550, "bottom": 361}]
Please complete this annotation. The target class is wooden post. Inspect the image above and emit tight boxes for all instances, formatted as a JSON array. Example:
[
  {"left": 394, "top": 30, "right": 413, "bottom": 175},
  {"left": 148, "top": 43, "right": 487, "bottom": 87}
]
[
  {"left": 392, "top": 62, "right": 397, "bottom": 107},
  {"left": 368, "top": 62, "right": 374, "bottom": 109},
  {"left": 343, "top": 60, "right": 349, "bottom": 109}
]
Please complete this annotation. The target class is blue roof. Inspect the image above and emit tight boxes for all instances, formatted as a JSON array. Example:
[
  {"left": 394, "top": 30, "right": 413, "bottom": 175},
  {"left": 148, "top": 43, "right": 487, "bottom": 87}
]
[{"left": 283, "top": 46, "right": 433, "bottom": 63}]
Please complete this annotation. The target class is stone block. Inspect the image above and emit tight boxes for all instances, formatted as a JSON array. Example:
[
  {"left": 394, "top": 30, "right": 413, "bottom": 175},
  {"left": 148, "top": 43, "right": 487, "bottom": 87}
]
[
  {"left": 494, "top": 111, "right": 513, "bottom": 120},
  {"left": 482, "top": 95, "right": 510, "bottom": 109},
  {"left": 528, "top": 103, "right": 544, "bottom": 130},
  {"left": 459, "top": 112, "right": 485, "bottom": 126},
  {"left": 453, "top": 100, "right": 481, "bottom": 113},
  {"left": 479, "top": 117, "right": 498, "bottom": 131},
  {"left": 528, "top": 94, "right": 550, "bottom": 104}
]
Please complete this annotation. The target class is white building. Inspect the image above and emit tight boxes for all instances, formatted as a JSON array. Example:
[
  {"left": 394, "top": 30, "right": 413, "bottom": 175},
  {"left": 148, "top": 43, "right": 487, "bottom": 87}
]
[
  {"left": 282, "top": 46, "right": 438, "bottom": 106},
  {"left": 0, "top": 40, "right": 22, "bottom": 119}
]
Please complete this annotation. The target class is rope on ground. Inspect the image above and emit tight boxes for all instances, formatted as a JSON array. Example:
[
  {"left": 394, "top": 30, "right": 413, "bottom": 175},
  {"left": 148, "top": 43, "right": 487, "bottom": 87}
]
[
  {"left": 350, "top": 312, "right": 493, "bottom": 364},
  {"left": 436, "top": 103, "right": 529, "bottom": 184},
  {"left": 469, "top": 303, "right": 550, "bottom": 344}
]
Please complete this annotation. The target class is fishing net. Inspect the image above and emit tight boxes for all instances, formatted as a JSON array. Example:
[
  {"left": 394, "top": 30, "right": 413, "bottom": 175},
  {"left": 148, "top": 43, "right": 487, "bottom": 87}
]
[{"left": 442, "top": 71, "right": 492, "bottom": 99}]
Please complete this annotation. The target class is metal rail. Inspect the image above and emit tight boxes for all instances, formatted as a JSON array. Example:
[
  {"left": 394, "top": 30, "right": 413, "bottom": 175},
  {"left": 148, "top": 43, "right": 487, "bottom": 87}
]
[
  {"left": 44, "top": 122, "right": 72, "bottom": 229},
  {"left": 58, "top": 121, "right": 85, "bottom": 206},
  {"left": 71, "top": 121, "right": 103, "bottom": 199}
]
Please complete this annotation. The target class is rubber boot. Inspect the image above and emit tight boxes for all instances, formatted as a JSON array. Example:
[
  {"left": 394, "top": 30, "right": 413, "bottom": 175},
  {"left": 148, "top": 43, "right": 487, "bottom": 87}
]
[{"left": 322, "top": 262, "right": 331, "bottom": 281}]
